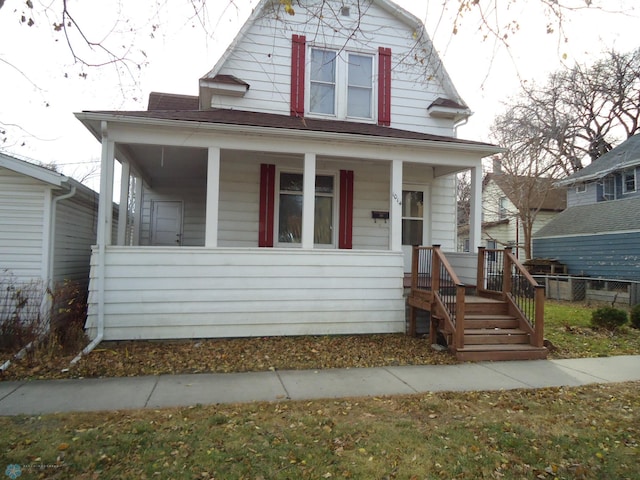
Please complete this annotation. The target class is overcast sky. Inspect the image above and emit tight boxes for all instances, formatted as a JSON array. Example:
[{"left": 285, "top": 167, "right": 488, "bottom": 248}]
[{"left": 1, "top": 0, "right": 638, "bottom": 189}]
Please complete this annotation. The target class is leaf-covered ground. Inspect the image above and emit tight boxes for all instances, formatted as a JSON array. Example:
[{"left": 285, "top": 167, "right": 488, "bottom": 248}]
[
  {"left": 2, "top": 301, "right": 639, "bottom": 382},
  {"left": 0, "top": 334, "right": 455, "bottom": 381}
]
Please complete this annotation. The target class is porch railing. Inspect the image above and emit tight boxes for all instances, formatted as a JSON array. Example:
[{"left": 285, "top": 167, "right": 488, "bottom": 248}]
[
  {"left": 411, "top": 245, "right": 465, "bottom": 350},
  {"left": 477, "top": 247, "right": 545, "bottom": 347}
]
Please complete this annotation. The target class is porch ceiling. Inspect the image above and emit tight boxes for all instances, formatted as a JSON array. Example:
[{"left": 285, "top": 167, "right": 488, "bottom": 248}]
[{"left": 119, "top": 144, "right": 208, "bottom": 185}]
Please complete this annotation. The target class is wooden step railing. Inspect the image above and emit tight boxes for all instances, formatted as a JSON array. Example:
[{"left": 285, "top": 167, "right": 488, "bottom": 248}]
[
  {"left": 411, "top": 245, "right": 465, "bottom": 350},
  {"left": 477, "top": 247, "right": 545, "bottom": 347},
  {"left": 409, "top": 245, "right": 545, "bottom": 354}
]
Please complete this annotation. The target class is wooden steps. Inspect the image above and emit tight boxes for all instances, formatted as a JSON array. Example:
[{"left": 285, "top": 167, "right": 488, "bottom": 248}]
[{"left": 426, "top": 295, "right": 548, "bottom": 362}]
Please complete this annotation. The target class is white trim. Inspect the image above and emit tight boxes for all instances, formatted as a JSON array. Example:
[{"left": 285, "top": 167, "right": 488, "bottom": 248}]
[
  {"left": 205, "top": 147, "right": 221, "bottom": 247},
  {"left": 302, "top": 153, "right": 316, "bottom": 249},
  {"left": 390, "top": 160, "right": 403, "bottom": 251},
  {"left": 0, "top": 152, "right": 67, "bottom": 187}
]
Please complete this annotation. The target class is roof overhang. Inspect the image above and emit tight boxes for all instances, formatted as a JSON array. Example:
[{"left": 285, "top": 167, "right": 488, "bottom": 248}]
[
  {"left": 0, "top": 152, "right": 68, "bottom": 187},
  {"left": 75, "top": 111, "right": 502, "bottom": 159}
]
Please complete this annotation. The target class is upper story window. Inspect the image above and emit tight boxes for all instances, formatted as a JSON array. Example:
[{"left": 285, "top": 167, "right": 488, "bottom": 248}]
[
  {"left": 603, "top": 176, "right": 615, "bottom": 200},
  {"left": 498, "top": 196, "right": 508, "bottom": 219},
  {"left": 623, "top": 169, "right": 636, "bottom": 194},
  {"left": 575, "top": 183, "right": 586, "bottom": 194},
  {"left": 309, "top": 48, "right": 374, "bottom": 121}
]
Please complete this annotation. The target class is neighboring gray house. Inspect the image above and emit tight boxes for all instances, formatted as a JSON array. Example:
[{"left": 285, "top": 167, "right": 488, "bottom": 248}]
[
  {"left": 533, "top": 134, "right": 640, "bottom": 280},
  {"left": 0, "top": 152, "right": 99, "bottom": 288}
]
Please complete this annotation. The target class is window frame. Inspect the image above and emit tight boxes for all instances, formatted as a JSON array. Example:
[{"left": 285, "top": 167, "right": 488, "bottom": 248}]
[
  {"left": 603, "top": 175, "right": 615, "bottom": 200},
  {"left": 274, "top": 168, "right": 337, "bottom": 248},
  {"left": 307, "top": 46, "right": 377, "bottom": 122},
  {"left": 575, "top": 183, "right": 586, "bottom": 194},
  {"left": 623, "top": 169, "right": 637, "bottom": 194}
]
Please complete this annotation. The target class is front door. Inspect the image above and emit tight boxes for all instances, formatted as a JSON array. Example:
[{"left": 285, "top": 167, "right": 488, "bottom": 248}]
[
  {"left": 151, "top": 201, "right": 183, "bottom": 246},
  {"left": 401, "top": 189, "right": 428, "bottom": 273}
]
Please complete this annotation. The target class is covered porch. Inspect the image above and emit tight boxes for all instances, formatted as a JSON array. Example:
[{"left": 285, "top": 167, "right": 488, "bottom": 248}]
[{"left": 77, "top": 112, "right": 495, "bottom": 341}]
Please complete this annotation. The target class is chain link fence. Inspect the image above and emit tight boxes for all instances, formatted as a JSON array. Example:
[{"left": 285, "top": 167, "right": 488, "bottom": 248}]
[{"left": 534, "top": 275, "right": 640, "bottom": 307}]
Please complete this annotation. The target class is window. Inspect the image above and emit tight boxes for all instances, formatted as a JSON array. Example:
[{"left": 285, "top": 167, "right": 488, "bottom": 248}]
[
  {"left": 498, "top": 196, "right": 508, "bottom": 219},
  {"left": 309, "top": 48, "right": 374, "bottom": 120},
  {"left": 310, "top": 49, "right": 337, "bottom": 115},
  {"left": 623, "top": 169, "right": 636, "bottom": 194},
  {"left": 401, "top": 190, "right": 423, "bottom": 245},
  {"left": 347, "top": 54, "right": 373, "bottom": 118},
  {"left": 575, "top": 183, "right": 586, "bottom": 194},
  {"left": 278, "top": 172, "right": 335, "bottom": 245},
  {"left": 603, "top": 176, "right": 615, "bottom": 200}
]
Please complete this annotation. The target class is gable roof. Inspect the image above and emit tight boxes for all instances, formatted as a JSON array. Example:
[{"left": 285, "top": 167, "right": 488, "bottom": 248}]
[
  {"left": 556, "top": 134, "right": 640, "bottom": 186},
  {"left": 534, "top": 195, "right": 640, "bottom": 238},
  {"left": 0, "top": 152, "right": 69, "bottom": 187},
  {"left": 200, "top": 0, "right": 468, "bottom": 109},
  {"left": 486, "top": 173, "right": 566, "bottom": 211}
]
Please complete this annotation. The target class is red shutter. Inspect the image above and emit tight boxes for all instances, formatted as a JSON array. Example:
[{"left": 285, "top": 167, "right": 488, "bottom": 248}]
[
  {"left": 290, "top": 34, "right": 306, "bottom": 117},
  {"left": 339, "top": 170, "right": 354, "bottom": 249},
  {"left": 378, "top": 47, "right": 392, "bottom": 126},
  {"left": 259, "top": 164, "right": 276, "bottom": 247}
]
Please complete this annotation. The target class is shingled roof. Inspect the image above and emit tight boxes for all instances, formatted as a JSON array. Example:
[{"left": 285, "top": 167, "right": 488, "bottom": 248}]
[
  {"left": 82, "top": 106, "right": 498, "bottom": 149},
  {"left": 534, "top": 195, "right": 640, "bottom": 238},
  {"left": 557, "top": 133, "right": 640, "bottom": 186},
  {"left": 487, "top": 173, "right": 567, "bottom": 211}
]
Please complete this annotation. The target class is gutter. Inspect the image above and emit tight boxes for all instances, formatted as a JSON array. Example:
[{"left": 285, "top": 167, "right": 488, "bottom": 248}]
[{"left": 74, "top": 112, "right": 503, "bottom": 157}]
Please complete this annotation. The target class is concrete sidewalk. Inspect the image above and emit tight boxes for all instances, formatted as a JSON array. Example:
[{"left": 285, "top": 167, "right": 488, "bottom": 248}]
[{"left": 1, "top": 356, "right": 639, "bottom": 416}]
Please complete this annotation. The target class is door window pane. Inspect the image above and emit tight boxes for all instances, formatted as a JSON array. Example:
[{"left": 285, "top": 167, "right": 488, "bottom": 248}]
[
  {"left": 402, "top": 191, "right": 423, "bottom": 217},
  {"left": 402, "top": 190, "right": 423, "bottom": 246}
]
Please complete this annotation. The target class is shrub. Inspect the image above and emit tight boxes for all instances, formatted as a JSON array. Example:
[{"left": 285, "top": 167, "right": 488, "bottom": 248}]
[
  {"left": 630, "top": 304, "right": 640, "bottom": 329},
  {"left": 590, "top": 306, "right": 628, "bottom": 331}
]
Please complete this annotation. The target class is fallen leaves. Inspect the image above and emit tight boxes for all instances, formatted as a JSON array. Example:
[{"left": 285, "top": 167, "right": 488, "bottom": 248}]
[{"left": 1, "top": 334, "right": 455, "bottom": 381}]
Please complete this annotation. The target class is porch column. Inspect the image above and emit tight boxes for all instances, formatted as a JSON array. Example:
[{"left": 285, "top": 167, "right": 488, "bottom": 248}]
[
  {"left": 132, "top": 174, "right": 143, "bottom": 246},
  {"left": 469, "top": 163, "right": 483, "bottom": 251},
  {"left": 97, "top": 122, "right": 115, "bottom": 247},
  {"left": 390, "top": 159, "right": 403, "bottom": 251},
  {"left": 117, "top": 160, "right": 130, "bottom": 246},
  {"left": 205, "top": 147, "right": 221, "bottom": 247},
  {"left": 302, "top": 152, "right": 316, "bottom": 249}
]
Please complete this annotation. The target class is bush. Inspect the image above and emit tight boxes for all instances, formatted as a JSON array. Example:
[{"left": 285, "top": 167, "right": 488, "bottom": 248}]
[
  {"left": 590, "top": 306, "right": 628, "bottom": 331},
  {"left": 630, "top": 304, "right": 640, "bottom": 329}
]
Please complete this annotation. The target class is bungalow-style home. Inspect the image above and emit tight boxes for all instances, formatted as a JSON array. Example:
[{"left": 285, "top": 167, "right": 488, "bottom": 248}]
[
  {"left": 459, "top": 172, "right": 566, "bottom": 260},
  {"left": 0, "top": 152, "right": 99, "bottom": 290},
  {"left": 75, "top": 0, "right": 501, "bottom": 343},
  {"left": 534, "top": 133, "right": 640, "bottom": 280}
]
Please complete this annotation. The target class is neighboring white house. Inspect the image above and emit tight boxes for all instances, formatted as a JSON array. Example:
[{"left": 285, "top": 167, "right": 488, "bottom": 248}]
[
  {"left": 459, "top": 173, "right": 566, "bottom": 260},
  {"left": 0, "top": 152, "right": 99, "bottom": 288},
  {"left": 75, "top": 0, "right": 499, "bottom": 341}
]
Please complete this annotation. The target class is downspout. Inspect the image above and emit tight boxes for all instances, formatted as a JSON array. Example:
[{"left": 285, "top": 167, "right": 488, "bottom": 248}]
[{"left": 1, "top": 184, "right": 76, "bottom": 373}]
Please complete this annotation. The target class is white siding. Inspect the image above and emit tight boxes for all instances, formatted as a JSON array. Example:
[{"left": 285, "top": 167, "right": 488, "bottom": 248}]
[
  {"left": 430, "top": 175, "right": 456, "bottom": 250},
  {"left": 86, "top": 247, "right": 405, "bottom": 340},
  {"left": 140, "top": 179, "right": 207, "bottom": 246},
  {"left": 208, "top": 0, "right": 459, "bottom": 137},
  {"left": 53, "top": 188, "right": 98, "bottom": 286},
  {"left": 0, "top": 167, "right": 46, "bottom": 282}
]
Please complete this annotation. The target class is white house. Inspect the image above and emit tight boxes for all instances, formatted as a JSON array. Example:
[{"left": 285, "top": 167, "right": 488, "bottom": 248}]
[
  {"left": 0, "top": 152, "right": 99, "bottom": 288},
  {"left": 468, "top": 174, "right": 566, "bottom": 259},
  {"left": 75, "top": 0, "right": 499, "bottom": 342}
]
